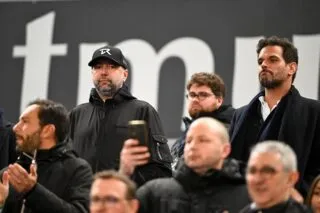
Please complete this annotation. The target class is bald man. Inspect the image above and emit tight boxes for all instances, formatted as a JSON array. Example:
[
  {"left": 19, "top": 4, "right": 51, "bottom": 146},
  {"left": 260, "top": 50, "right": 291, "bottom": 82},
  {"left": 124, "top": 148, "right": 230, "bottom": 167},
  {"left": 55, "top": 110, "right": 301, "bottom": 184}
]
[{"left": 120, "top": 117, "right": 250, "bottom": 213}]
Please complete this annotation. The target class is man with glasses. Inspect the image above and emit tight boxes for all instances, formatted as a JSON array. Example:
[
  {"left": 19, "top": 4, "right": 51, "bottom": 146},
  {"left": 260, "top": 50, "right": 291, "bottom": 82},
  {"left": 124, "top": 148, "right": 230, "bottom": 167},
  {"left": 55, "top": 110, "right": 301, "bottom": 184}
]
[
  {"left": 170, "top": 72, "right": 235, "bottom": 170},
  {"left": 90, "top": 170, "right": 139, "bottom": 213},
  {"left": 69, "top": 45, "right": 172, "bottom": 186},
  {"left": 241, "top": 141, "right": 311, "bottom": 213}
]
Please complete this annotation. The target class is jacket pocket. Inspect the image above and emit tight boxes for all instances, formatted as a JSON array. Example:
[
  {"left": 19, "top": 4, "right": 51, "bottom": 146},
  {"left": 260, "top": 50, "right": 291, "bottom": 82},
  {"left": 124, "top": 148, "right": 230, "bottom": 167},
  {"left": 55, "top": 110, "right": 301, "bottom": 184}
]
[{"left": 152, "top": 135, "right": 172, "bottom": 163}]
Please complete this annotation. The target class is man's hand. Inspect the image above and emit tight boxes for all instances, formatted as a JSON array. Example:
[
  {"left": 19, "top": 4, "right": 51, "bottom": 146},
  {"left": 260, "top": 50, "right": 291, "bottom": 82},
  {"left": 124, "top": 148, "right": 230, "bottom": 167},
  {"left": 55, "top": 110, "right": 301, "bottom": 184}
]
[
  {"left": 119, "top": 139, "right": 150, "bottom": 176},
  {"left": 290, "top": 187, "right": 304, "bottom": 203},
  {"left": 7, "top": 163, "right": 37, "bottom": 193},
  {"left": 0, "top": 171, "right": 9, "bottom": 205}
]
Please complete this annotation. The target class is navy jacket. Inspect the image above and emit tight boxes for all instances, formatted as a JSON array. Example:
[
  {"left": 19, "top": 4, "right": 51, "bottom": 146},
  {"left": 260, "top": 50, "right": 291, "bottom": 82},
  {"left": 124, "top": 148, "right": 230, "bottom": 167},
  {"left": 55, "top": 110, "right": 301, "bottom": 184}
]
[{"left": 230, "top": 86, "right": 320, "bottom": 196}]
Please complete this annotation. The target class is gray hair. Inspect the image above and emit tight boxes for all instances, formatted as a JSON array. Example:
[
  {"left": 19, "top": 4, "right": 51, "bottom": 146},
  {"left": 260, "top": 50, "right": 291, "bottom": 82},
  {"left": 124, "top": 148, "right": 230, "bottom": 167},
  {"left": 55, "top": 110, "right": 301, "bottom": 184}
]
[{"left": 250, "top": 141, "right": 297, "bottom": 172}]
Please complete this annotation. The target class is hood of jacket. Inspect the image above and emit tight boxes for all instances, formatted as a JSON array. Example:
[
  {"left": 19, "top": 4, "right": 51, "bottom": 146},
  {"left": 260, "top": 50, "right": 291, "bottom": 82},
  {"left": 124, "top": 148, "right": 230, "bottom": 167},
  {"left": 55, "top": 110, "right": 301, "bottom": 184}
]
[
  {"left": 89, "top": 84, "right": 137, "bottom": 106},
  {"left": 174, "top": 158, "right": 245, "bottom": 192}
]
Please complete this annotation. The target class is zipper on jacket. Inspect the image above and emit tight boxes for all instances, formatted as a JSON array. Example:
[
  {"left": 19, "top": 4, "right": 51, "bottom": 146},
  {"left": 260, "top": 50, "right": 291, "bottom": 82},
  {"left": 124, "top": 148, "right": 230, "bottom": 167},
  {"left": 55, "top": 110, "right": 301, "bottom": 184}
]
[{"left": 156, "top": 142, "right": 163, "bottom": 160}]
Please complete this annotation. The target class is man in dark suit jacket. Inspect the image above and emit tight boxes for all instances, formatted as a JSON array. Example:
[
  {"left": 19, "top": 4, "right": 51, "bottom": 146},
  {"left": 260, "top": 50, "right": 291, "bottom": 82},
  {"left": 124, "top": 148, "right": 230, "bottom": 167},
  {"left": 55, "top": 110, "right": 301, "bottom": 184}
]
[{"left": 229, "top": 36, "right": 320, "bottom": 199}]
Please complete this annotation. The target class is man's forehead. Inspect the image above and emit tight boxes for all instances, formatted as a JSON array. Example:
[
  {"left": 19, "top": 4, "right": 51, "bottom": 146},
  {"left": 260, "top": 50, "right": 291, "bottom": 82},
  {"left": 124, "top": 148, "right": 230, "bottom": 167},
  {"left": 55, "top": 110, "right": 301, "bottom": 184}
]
[
  {"left": 259, "top": 45, "right": 283, "bottom": 56},
  {"left": 20, "top": 104, "right": 39, "bottom": 119},
  {"left": 248, "top": 152, "right": 281, "bottom": 166},
  {"left": 189, "top": 84, "right": 211, "bottom": 92}
]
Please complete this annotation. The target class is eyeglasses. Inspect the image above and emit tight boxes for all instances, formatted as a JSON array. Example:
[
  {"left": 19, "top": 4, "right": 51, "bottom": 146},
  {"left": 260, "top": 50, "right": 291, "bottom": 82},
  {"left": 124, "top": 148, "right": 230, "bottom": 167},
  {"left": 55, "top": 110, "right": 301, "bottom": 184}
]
[
  {"left": 246, "top": 165, "right": 281, "bottom": 178},
  {"left": 186, "top": 92, "right": 215, "bottom": 101},
  {"left": 90, "top": 195, "right": 128, "bottom": 207}
]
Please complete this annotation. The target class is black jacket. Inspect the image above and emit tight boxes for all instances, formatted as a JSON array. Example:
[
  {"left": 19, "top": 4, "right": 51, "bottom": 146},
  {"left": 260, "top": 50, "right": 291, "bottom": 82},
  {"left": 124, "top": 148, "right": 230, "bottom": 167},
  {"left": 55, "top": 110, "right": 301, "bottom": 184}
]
[
  {"left": 137, "top": 159, "right": 250, "bottom": 213},
  {"left": 240, "top": 198, "right": 312, "bottom": 213},
  {"left": 1, "top": 142, "right": 92, "bottom": 213},
  {"left": 69, "top": 85, "right": 172, "bottom": 186},
  {"left": 0, "top": 109, "right": 17, "bottom": 170},
  {"left": 171, "top": 105, "right": 235, "bottom": 169},
  {"left": 229, "top": 86, "right": 320, "bottom": 197}
]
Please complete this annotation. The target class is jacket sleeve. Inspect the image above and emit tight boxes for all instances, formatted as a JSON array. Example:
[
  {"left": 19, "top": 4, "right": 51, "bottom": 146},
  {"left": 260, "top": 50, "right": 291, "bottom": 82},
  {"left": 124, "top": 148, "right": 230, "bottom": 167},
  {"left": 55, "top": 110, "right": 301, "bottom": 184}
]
[
  {"left": 132, "top": 104, "right": 172, "bottom": 186},
  {"left": 24, "top": 161, "right": 92, "bottom": 213}
]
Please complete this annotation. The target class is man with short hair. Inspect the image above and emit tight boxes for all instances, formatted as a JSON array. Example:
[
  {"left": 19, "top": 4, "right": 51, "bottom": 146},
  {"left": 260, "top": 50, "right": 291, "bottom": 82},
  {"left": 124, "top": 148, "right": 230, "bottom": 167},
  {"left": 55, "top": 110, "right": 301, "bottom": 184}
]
[
  {"left": 171, "top": 72, "right": 235, "bottom": 170},
  {"left": 124, "top": 117, "right": 250, "bottom": 213},
  {"left": 90, "top": 170, "right": 139, "bottom": 213},
  {"left": 241, "top": 141, "right": 311, "bottom": 212},
  {"left": 0, "top": 99, "right": 92, "bottom": 213},
  {"left": 69, "top": 45, "right": 172, "bottom": 186},
  {"left": 229, "top": 36, "right": 320, "bottom": 198}
]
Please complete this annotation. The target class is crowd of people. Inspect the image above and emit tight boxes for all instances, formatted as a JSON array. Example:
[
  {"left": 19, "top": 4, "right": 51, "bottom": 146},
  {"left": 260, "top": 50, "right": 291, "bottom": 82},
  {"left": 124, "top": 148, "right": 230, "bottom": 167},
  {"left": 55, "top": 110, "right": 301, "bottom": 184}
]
[{"left": 1, "top": 36, "right": 320, "bottom": 213}]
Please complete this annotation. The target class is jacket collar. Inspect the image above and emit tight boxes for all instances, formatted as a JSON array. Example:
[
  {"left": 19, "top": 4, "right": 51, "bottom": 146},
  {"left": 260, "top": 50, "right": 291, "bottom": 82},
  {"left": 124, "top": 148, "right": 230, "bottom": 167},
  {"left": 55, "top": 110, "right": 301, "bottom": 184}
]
[
  {"left": 17, "top": 142, "right": 75, "bottom": 164},
  {"left": 89, "top": 84, "right": 136, "bottom": 106},
  {"left": 174, "top": 159, "right": 245, "bottom": 192}
]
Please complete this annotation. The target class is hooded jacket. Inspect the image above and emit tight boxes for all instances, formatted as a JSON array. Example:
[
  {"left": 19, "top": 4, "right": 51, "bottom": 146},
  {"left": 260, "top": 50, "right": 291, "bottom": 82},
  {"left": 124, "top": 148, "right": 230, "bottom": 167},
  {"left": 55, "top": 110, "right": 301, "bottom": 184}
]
[
  {"left": 171, "top": 105, "right": 235, "bottom": 169},
  {"left": 1, "top": 142, "right": 92, "bottom": 213},
  {"left": 69, "top": 85, "right": 172, "bottom": 185},
  {"left": 137, "top": 159, "right": 250, "bottom": 213}
]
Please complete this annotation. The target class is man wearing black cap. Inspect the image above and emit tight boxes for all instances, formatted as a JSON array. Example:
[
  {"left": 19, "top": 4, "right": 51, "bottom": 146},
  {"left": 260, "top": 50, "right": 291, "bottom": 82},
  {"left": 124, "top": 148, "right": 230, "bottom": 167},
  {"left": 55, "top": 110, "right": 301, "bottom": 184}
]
[{"left": 69, "top": 45, "right": 172, "bottom": 186}]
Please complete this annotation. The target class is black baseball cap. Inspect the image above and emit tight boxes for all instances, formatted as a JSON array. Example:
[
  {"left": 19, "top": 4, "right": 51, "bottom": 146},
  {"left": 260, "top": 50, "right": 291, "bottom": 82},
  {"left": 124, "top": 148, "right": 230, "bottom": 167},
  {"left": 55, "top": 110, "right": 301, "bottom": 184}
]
[{"left": 88, "top": 45, "right": 128, "bottom": 69}]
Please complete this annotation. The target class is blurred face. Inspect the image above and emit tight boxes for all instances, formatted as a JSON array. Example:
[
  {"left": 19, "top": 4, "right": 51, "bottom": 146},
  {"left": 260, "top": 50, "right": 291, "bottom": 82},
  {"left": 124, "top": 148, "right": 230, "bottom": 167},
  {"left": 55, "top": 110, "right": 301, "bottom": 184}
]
[
  {"left": 258, "top": 45, "right": 295, "bottom": 89},
  {"left": 184, "top": 121, "right": 230, "bottom": 174},
  {"left": 246, "top": 152, "right": 295, "bottom": 209},
  {"left": 92, "top": 59, "right": 128, "bottom": 99},
  {"left": 90, "top": 178, "right": 138, "bottom": 213},
  {"left": 187, "top": 84, "right": 223, "bottom": 119},
  {"left": 311, "top": 181, "right": 320, "bottom": 213},
  {"left": 13, "top": 104, "right": 42, "bottom": 153}
]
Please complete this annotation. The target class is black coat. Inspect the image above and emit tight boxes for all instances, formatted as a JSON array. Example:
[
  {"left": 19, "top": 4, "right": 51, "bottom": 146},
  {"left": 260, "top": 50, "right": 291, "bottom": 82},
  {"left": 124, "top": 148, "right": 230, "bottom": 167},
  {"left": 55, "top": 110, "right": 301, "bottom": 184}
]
[
  {"left": 0, "top": 109, "right": 17, "bottom": 170},
  {"left": 229, "top": 86, "right": 320, "bottom": 196},
  {"left": 1, "top": 143, "right": 92, "bottom": 213},
  {"left": 69, "top": 85, "right": 172, "bottom": 186},
  {"left": 137, "top": 159, "right": 250, "bottom": 213}
]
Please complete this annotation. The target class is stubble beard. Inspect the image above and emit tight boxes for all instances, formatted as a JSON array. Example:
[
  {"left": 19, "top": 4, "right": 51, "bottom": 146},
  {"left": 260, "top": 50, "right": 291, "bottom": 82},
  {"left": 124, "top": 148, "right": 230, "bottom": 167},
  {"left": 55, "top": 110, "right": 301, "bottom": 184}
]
[
  {"left": 16, "top": 131, "right": 41, "bottom": 154},
  {"left": 259, "top": 77, "right": 284, "bottom": 89}
]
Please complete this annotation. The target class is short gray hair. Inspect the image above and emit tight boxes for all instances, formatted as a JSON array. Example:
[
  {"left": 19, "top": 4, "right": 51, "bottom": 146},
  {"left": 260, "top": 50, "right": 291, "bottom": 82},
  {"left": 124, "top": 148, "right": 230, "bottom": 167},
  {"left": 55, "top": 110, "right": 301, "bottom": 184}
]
[{"left": 250, "top": 141, "right": 297, "bottom": 172}]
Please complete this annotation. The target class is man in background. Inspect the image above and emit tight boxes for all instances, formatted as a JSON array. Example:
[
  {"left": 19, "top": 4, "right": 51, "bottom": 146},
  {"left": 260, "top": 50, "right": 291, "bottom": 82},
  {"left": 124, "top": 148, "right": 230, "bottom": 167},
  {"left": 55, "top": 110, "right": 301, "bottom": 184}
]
[
  {"left": 90, "top": 170, "right": 139, "bottom": 213},
  {"left": 241, "top": 141, "right": 311, "bottom": 213},
  {"left": 171, "top": 72, "right": 235, "bottom": 170},
  {"left": 69, "top": 45, "right": 172, "bottom": 186}
]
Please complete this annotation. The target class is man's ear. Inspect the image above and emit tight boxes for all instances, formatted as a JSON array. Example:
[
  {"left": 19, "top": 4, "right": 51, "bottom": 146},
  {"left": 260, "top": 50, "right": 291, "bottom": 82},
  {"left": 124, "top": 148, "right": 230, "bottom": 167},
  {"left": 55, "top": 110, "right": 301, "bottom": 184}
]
[
  {"left": 123, "top": 70, "right": 128, "bottom": 82},
  {"left": 288, "top": 62, "right": 297, "bottom": 77},
  {"left": 288, "top": 171, "right": 299, "bottom": 187},
  {"left": 128, "top": 199, "right": 139, "bottom": 213},
  {"left": 41, "top": 124, "right": 56, "bottom": 138},
  {"left": 216, "top": 96, "right": 223, "bottom": 109},
  {"left": 222, "top": 143, "right": 231, "bottom": 159}
]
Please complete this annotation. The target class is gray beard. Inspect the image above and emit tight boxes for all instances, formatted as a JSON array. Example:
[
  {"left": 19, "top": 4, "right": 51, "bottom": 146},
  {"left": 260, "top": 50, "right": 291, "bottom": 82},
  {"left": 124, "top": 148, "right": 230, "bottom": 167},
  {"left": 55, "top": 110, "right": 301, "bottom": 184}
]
[{"left": 94, "top": 80, "right": 122, "bottom": 98}]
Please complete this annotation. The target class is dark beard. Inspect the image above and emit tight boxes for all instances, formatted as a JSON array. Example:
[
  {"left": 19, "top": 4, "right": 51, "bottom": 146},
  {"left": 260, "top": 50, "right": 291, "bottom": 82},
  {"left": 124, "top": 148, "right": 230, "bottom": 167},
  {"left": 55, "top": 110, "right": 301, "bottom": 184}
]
[
  {"left": 260, "top": 78, "right": 283, "bottom": 89},
  {"left": 16, "top": 131, "right": 41, "bottom": 154}
]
